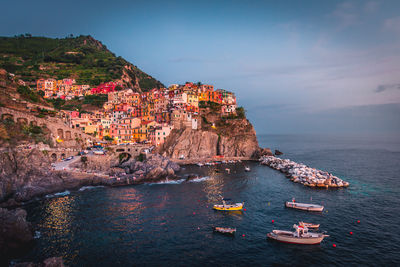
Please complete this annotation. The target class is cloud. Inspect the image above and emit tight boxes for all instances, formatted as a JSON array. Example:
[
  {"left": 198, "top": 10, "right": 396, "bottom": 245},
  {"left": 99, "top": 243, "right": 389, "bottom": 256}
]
[
  {"left": 375, "top": 83, "right": 400, "bottom": 93},
  {"left": 330, "top": 1, "right": 359, "bottom": 28},
  {"left": 364, "top": 1, "right": 380, "bottom": 13},
  {"left": 383, "top": 16, "right": 400, "bottom": 33}
]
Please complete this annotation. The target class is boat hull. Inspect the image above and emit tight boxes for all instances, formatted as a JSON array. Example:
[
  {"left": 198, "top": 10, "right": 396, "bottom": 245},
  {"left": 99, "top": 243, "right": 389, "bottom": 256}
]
[
  {"left": 285, "top": 202, "right": 324, "bottom": 212},
  {"left": 213, "top": 203, "right": 244, "bottom": 211},
  {"left": 267, "top": 233, "right": 325, "bottom": 245}
]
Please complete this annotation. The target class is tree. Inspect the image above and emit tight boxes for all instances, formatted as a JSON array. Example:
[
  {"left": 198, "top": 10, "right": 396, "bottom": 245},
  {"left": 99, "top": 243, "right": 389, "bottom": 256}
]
[{"left": 104, "top": 135, "right": 113, "bottom": 141}]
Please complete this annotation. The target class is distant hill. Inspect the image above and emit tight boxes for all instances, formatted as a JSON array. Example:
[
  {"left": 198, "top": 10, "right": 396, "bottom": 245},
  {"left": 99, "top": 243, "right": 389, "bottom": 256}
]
[{"left": 0, "top": 34, "right": 164, "bottom": 92}]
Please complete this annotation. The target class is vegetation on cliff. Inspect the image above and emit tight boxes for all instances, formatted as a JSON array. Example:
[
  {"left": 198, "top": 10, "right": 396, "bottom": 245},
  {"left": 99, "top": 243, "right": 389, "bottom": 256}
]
[
  {"left": 0, "top": 34, "right": 164, "bottom": 91},
  {"left": 0, "top": 118, "right": 52, "bottom": 146}
]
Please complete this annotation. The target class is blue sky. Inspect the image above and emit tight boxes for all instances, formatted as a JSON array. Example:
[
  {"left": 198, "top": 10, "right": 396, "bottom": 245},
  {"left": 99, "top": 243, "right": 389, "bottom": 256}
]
[{"left": 1, "top": 0, "right": 400, "bottom": 134}]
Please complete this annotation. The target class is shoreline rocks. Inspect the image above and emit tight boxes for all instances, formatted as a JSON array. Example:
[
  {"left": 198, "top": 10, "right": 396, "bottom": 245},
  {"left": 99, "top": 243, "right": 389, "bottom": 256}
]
[
  {"left": 260, "top": 156, "right": 349, "bottom": 189},
  {"left": 0, "top": 149, "right": 183, "bottom": 207}
]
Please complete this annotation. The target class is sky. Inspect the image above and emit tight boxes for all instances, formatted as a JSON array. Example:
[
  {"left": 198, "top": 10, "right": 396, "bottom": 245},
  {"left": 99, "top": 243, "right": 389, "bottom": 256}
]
[{"left": 1, "top": 0, "right": 400, "bottom": 134}]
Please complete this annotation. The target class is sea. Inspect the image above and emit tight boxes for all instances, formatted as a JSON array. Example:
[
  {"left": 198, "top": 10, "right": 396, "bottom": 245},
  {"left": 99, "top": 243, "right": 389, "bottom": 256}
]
[{"left": 16, "top": 134, "right": 400, "bottom": 266}]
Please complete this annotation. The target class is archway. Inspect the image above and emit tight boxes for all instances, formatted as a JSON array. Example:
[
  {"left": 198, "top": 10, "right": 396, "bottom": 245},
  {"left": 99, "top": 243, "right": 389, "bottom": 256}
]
[
  {"left": 51, "top": 153, "right": 57, "bottom": 162},
  {"left": 17, "top": 118, "right": 28, "bottom": 124},
  {"left": 30, "top": 121, "right": 38, "bottom": 126},
  {"left": 65, "top": 131, "right": 72, "bottom": 140},
  {"left": 1, "top": 114, "right": 14, "bottom": 121},
  {"left": 57, "top": 129, "right": 64, "bottom": 139}
]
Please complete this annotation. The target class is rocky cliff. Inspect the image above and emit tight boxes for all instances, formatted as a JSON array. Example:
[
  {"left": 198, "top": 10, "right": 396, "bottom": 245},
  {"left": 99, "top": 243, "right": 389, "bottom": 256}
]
[
  {"left": 159, "top": 118, "right": 262, "bottom": 159},
  {"left": 0, "top": 149, "right": 181, "bottom": 206}
]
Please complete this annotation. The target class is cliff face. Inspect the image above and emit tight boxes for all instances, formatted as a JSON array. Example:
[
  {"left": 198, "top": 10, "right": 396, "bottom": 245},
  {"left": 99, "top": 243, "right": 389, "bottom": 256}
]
[{"left": 159, "top": 118, "right": 260, "bottom": 159}]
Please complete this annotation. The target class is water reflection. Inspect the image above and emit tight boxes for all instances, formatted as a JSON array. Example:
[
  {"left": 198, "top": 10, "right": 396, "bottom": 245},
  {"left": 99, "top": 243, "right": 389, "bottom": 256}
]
[
  {"left": 40, "top": 196, "right": 76, "bottom": 259},
  {"left": 41, "top": 196, "right": 74, "bottom": 232},
  {"left": 202, "top": 168, "right": 224, "bottom": 203}
]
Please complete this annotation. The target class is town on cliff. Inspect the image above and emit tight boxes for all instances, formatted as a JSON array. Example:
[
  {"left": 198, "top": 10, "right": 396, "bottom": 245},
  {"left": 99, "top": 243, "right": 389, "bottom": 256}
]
[{"left": 38, "top": 79, "right": 239, "bottom": 147}]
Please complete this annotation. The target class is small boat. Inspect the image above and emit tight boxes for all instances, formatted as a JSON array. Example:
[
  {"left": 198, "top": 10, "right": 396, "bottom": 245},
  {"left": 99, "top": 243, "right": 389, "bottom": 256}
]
[
  {"left": 244, "top": 166, "right": 251, "bottom": 172},
  {"left": 267, "top": 224, "right": 328, "bottom": 245},
  {"left": 213, "top": 227, "right": 236, "bottom": 235},
  {"left": 213, "top": 198, "right": 244, "bottom": 211},
  {"left": 285, "top": 201, "right": 324, "bottom": 212},
  {"left": 299, "top": 221, "right": 320, "bottom": 229},
  {"left": 225, "top": 168, "right": 230, "bottom": 174},
  {"left": 196, "top": 163, "right": 204, "bottom": 167}
]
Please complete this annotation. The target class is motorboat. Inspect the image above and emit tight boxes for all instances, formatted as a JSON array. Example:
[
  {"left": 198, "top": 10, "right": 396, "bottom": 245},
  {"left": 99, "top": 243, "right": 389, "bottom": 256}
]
[
  {"left": 299, "top": 221, "right": 320, "bottom": 229},
  {"left": 196, "top": 163, "right": 204, "bottom": 167},
  {"left": 285, "top": 201, "right": 324, "bottom": 212},
  {"left": 213, "top": 198, "right": 244, "bottom": 211},
  {"left": 244, "top": 166, "right": 251, "bottom": 172},
  {"left": 267, "top": 224, "right": 328, "bottom": 245},
  {"left": 213, "top": 227, "right": 236, "bottom": 235}
]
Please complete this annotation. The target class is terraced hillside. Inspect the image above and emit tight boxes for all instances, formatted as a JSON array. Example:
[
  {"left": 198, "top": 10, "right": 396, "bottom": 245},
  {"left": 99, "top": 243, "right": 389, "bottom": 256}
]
[{"left": 0, "top": 34, "right": 164, "bottom": 91}]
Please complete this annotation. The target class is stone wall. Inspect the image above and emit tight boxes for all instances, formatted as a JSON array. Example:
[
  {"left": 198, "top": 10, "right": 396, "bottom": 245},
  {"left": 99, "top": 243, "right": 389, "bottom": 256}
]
[{"left": 0, "top": 107, "right": 96, "bottom": 148}]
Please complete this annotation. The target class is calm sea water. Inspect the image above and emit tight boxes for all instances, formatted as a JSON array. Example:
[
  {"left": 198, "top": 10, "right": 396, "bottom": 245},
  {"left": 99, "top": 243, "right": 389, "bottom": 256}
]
[{"left": 18, "top": 134, "right": 400, "bottom": 266}]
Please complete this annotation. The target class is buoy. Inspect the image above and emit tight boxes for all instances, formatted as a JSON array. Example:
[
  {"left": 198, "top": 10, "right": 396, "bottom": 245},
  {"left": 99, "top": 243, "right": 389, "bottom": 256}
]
[
  {"left": 272, "top": 220, "right": 274, "bottom": 223},
  {"left": 333, "top": 244, "right": 336, "bottom": 248},
  {"left": 193, "top": 212, "right": 196, "bottom": 215},
  {"left": 244, "top": 208, "right": 246, "bottom": 211},
  {"left": 242, "top": 234, "right": 245, "bottom": 237},
  {"left": 268, "top": 202, "right": 270, "bottom": 206},
  {"left": 350, "top": 232, "right": 353, "bottom": 235},
  {"left": 357, "top": 220, "right": 360, "bottom": 223}
]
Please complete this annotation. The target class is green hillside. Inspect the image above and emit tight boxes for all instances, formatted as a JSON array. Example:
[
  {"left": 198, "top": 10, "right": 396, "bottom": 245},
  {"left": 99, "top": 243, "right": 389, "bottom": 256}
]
[{"left": 0, "top": 34, "right": 164, "bottom": 91}]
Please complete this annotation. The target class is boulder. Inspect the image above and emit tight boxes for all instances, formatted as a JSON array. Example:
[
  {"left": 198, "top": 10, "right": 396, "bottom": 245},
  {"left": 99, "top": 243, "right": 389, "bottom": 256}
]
[
  {"left": 0, "top": 208, "right": 33, "bottom": 261},
  {"left": 145, "top": 167, "right": 166, "bottom": 180}
]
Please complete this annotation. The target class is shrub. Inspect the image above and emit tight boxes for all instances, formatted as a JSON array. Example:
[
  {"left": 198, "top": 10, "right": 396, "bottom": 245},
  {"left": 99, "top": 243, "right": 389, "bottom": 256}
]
[
  {"left": 136, "top": 153, "right": 145, "bottom": 162},
  {"left": 236, "top": 107, "right": 246, "bottom": 119}
]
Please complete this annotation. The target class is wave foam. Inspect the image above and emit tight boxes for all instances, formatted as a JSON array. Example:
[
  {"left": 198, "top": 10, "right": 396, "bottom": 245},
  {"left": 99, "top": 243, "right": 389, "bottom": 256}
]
[
  {"left": 149, "top": 179, "right": 186, "bottom": 185},
  {"left": 189, "top": 176, "right": 211, "bottom": 183},
  {"left": 79, "top": 186, "right": 105, "bottom": 191}
]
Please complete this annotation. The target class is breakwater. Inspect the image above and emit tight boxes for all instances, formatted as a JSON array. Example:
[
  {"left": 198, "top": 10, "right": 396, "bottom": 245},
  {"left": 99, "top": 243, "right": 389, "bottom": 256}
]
[{"left": 260, "top": 156, "right": 349, "bottom": 188}]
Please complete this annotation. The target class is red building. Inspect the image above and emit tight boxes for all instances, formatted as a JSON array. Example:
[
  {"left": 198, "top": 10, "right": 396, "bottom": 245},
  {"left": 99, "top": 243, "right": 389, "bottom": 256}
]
[{"left": 91, "top": 82, "right": 121, "bottom": 94}]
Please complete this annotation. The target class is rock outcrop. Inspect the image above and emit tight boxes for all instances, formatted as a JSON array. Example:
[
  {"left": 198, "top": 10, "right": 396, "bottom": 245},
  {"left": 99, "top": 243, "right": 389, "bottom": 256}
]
[
  {"left": 159, "top": 118, "right": 261, "bottom": 159},
  {"left": 0, "top": 208, "right": 33, "bottom": 262},
  {"left": 14, "top": 257, "right": 65, "bottom": 267},
  {"left": 0, "top": 149, "right": 181, "bottom": 206}
]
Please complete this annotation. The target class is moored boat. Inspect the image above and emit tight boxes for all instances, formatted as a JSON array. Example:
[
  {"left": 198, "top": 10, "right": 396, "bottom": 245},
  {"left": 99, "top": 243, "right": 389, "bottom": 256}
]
[
  {"left": 244, "top": 166, "right": 251, "bottom": 172},
  {"left": 213, "top": 198, "right": 244, "bottom": 211},
  {"left": 213, "top": 227, "right": 236, "bottom": 235},
  {"left": 299, "top": 221, "right": 320, "bottom": 229},
  {"left": 267, "top": 224, "right": 328, "bottom": 245},
  {"left": 285, "top": 201, "right": 324, "bottom": 212}
]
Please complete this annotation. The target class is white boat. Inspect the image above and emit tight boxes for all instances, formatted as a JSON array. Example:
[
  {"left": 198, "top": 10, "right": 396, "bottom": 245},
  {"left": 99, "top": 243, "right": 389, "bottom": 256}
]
[
  {"left": 196, "top": 163, "right": 204, "bottom": 167},
  {"left": 285, "top": 201, "right": 324, "bottom": 212},
  {"left": 267, "top": 224, "right": 328, "bottom": 245},
  {"left": 213, "top": 227, "right": 236, "bottom": 235},
  {"left": 244, "top": 166, "right": 251, "bottom": 172}
]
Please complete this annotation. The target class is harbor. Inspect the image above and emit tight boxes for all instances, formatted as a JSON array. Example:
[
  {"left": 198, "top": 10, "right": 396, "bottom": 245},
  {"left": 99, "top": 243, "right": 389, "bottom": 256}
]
[{"left": 260, "top": 156, "right": 350, "bottom": 188}]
